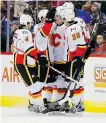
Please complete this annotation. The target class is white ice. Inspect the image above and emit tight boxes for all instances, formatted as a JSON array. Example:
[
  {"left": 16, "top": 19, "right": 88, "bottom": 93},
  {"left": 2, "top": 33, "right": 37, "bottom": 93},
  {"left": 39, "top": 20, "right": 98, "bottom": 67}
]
[{"left": 0, "top": 106, "right": 106, "bottom": 123}]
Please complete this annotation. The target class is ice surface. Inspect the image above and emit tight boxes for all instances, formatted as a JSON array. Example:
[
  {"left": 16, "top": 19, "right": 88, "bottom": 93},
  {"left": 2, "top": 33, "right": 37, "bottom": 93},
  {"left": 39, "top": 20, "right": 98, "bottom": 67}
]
[{"left": 0, "top": 107, "right": 106, "bottom": 123}]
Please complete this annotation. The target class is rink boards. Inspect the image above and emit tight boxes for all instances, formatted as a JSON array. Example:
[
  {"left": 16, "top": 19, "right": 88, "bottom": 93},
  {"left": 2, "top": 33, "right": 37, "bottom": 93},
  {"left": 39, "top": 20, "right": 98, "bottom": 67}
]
[{"left": 0, "top": 53, "right": 106, "bottom": 113}]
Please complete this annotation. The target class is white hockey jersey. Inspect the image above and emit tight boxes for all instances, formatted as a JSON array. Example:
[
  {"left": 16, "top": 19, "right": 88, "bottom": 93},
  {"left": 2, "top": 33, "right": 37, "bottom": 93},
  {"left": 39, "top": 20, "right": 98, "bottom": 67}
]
[
  {"left": 64, "top": 23, "right": 87, "bottom": 61},
  {"left": 74, "top": 17, "right": 90, "bottom": 41},
  {"left": 13, "top": 29, "right": 33, "bottom": 53},
  {"left": 35, "top": 22, "right": 57, "bottom": 62},
  {"left": 12, "top": 29, "right": 36, "bottom": 65},
  {"left": 53, "top": 24, "right": 67, "bottom": 62},
  {"left": 33, "top": 23, "right": 44, "bottom": 47}
]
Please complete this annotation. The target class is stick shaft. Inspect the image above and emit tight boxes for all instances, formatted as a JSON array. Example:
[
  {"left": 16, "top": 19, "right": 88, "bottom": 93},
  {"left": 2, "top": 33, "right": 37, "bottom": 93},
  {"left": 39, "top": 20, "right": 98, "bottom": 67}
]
[
  {"left": 47, "top": 64, "right": 81, "bottom": 86},
  {"left": 12, "top": 45, "right": 26, "bottom": 54}
]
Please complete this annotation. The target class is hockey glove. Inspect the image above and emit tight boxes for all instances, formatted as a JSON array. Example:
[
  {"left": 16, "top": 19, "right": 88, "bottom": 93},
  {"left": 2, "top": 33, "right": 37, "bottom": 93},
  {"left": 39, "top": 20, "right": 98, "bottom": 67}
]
[
  {"left": 73, "top": 57, "right": 84, "bottom": 69},
  {"left": 46, "top": 7, "right": 56, "bottom": 23},
  {"left": 38, "top": 53, "right": 48, "bottom": 67}
]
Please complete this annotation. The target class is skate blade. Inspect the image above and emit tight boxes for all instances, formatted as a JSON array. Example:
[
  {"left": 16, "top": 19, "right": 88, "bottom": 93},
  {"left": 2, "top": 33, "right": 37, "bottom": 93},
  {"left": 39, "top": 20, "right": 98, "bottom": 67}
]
[
  {"left": 47, "top": 111, "right": 65, "bottom": 115},
  {"left": 28, "top": 108, "right": 36, "bottom": 113},
  {"left": 65, "top": 112, "right": 83, "bottom": 116},
  {"left": 30, "top": 111, "right": 47, "bottom": 116}
]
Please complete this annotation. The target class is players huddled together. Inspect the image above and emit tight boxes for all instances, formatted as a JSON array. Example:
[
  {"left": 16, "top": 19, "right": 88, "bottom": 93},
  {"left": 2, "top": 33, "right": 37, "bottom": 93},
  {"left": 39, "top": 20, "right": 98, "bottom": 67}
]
[{"left": 11, "top": 2, "right": 106, "bottom": 115}]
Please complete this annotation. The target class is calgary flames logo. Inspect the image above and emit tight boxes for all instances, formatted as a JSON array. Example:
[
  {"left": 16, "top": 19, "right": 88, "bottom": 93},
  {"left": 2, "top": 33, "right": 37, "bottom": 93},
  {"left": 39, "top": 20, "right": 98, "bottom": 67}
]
[
  {"left": 48, "top": 33, "right": 62, "bottom": 47},
  {"left": 48, "top": 33, "right": 55, "bottom": 47}
]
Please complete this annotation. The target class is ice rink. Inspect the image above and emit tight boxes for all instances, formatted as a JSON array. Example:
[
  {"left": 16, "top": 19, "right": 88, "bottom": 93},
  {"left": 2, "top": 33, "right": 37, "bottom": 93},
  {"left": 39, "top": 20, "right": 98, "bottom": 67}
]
[{"left": 0, "top": 106, "right": 106, "bottom": 123}]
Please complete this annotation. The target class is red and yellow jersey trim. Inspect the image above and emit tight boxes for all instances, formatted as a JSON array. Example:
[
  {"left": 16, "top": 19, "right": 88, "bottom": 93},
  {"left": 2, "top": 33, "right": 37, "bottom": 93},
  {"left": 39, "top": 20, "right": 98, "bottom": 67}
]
[
  {"left": 43, "top": 87, "right": 53, "bottom": 94},
  {"left": 40, "top": 23, "right": 53, "bottom": 38},
  {"left": 28, "top": 90, "right": 42, "bottom": 100}
]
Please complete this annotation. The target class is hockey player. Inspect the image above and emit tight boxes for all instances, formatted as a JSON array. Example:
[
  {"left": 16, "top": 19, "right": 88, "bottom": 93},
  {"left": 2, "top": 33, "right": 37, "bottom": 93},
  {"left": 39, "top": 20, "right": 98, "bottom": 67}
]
[
  {"left": 61, "top": 9, "right": 87, "bottom": 113},
  {"left": 26, "top": 9, "right": 49, "bottom": 111},
  {"left": 33, "top": 9, "right": 48, "bottom": 45},
  {"left": 11, "top": 14, "right": 45, "bottom": 112},
  {"left": 62, "top": 2, "right": 91, "bottom": 24},
  {"left": 32, "top": 8, "right": 54, "bottom": 110},
  {"left": 50, "top": 7, "right": 68, "bottom": 107},
  {"left": 74, "top": 17, "right": 90, "bottom": 44},
  {"left": 11, "top": 8, "right": 56, "bottom": 113},
  {"left": 33, "top": 7, "right": 57, "bottom": 112},
  {"left": 73, "top": 17, "right": 90, "bottom": 110}
]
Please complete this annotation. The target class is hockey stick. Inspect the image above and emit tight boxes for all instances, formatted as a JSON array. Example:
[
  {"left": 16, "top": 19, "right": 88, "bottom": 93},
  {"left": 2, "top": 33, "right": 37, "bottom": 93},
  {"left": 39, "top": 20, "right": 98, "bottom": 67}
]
[
  {"left": 11, "top": 45, "right": 81, "bottom": 86},
  {"left": 10, "top": 58, "right": 77, "bottom": 108},
  {"left": 82, "top": 4, "right": 102, "bottom": 60},
  {"left": 11, "top": 45, "right": 37, "bottom": 60},
  {"left": 59, "top": 5, "right": 103, "bottom": 106},
  {"left": 46, "top": 9, "right": 102, "bottom": 107},
  {"left": 46, "top": 68, "right": 79, "bottom": 108},
  {"left": 11, "top": 15, "right": 100, "bottom": 108},
  {"left": 11, "top": 45, "right": 82, "bottom": 107},
  {"left": 59, "top": 6, "right": 103, "bottom": 104},
  {"left": 10, "top": 45, "right": 81, "bottom": 108},
  {"left": 47, "top": 64, "right": 81, "bottom": 86},
  {"left": 12, "top": 45, "right": 25, "bottom": 54}
]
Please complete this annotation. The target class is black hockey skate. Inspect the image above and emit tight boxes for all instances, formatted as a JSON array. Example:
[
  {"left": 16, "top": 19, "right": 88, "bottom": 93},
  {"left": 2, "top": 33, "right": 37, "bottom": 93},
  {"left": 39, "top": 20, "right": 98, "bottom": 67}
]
[
  {"left": 42, "top": 99, "right": 62, "bottom": 115},
  {"left": 59, "top": 101, "right": 70, "bottom": 111},
  {"left": 44, "top": 104, "right": 66, "bottom": 115},
  {"left": 77, "top": 101, "right": 85, "bottom": 112},
  {"left": 41, "top": 98, "right": 55, "bottom": 114},
  {"left": 65, "top": 103, "right": 77, "bottom": 114},
  {"left": 28, "top": 102, "right": 34, "bottom": 112},
  {"left": 65, "top": 103, "right": 84, "bottom": 116},
  {"left": 44, "top": 101, "right": 70, "bottom": 115},
  {"left": 28, "top": 101, "right": 40, "bottom": 113},
  {"left": 40, "top": 103, "right": 55, "bottom": 114}
]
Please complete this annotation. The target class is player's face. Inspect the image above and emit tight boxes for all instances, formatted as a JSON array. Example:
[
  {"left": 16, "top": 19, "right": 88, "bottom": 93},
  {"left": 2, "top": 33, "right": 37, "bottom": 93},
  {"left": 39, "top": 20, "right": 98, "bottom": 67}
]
[
  {"left": 91, "top": 4, "right": 98, "bottom": 12},
  {"left": 41, "top": 17, "right": 46, "bottom": 23},
  {"left": 54, "top": 15, "right": 63, "bottom": 24},
  {"left": 27, "top": 23, "right": 31, "bottom": 30},
  {"left": 27, "top": 22, "right": 33, "bottom": 30},
  {"left": 96, "top": 35, "right": 105, "bottom": 44}
]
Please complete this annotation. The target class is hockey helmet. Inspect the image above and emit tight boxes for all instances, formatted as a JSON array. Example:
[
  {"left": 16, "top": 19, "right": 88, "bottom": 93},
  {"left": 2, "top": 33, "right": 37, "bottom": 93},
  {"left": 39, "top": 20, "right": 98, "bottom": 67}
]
[
  {"left": 62, "top": 2, "right": 74, "bottom": 11},
  {"left": 20, "top": 14, "right": 33, "bottom": 27},
  {"left": 55, "top": 6, "right": 65, "bottom": 20},
  {"left": 62, "top": 9, "right": 75, "bottom": 22},
  {"left": 38, "top": 9, "right": 48, "bottom": 21},
  {"left": 56, "top": 6, "right": 64, "bottom": 12}
]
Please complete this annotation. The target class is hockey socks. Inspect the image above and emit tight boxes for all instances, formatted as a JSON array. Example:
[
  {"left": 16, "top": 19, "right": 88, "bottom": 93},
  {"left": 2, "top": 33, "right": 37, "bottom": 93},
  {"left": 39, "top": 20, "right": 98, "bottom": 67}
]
[
  {"left": 28, "top": 82, "right": 44, "bottom": 105},
  {"left": 79, "top": 86, "right": 84, "bottom": 103},
  {"left": 70, "top": 88, "right": 81, "bottom": 105},
  {"left": 42, "top": 86, "right": 53, "bottom": 103},
  {"left": 52, "top": 87, "right": 66, "bottom": 102}
]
